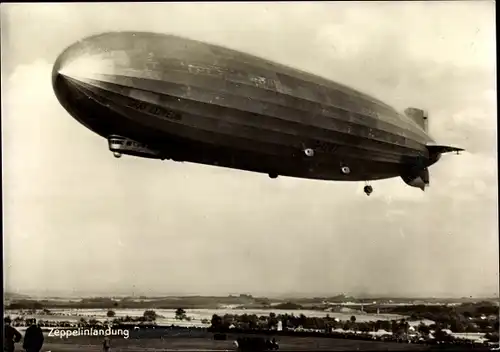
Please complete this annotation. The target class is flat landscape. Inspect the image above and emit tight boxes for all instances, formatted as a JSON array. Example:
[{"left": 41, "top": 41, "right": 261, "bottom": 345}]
[
  {"left": 41, "top": 333, "right": 430, "bottom": 351},
  {"left": 5, "top": 294, "right": 497, "bottom": 351}
]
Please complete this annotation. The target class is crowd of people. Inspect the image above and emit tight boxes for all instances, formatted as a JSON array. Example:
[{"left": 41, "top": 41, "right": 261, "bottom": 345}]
[
  {"left": 3, "top": 316, "right": 113, "bottom": 352},
  {"left": 4, "top": 317, "right": 44, "bottom": 352}
]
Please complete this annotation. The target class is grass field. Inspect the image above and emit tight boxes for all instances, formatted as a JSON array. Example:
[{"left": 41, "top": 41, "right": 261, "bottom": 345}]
[{"left": 38, "top": 332, "right": 432, "bottom": 351}]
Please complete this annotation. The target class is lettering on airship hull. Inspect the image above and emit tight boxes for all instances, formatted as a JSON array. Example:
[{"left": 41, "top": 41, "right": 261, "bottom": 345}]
[
  {"left": 187, "top": 64, "right": 223, "bottom": 76},
  {"left": 248, "top": 74, "right": 276, "bottom": 90},
  {"left": 314, "top": 140, "right": 340, "bottom": 154},
  {"left": 127, "top": 100, "right": 182, "bottom": 121}
]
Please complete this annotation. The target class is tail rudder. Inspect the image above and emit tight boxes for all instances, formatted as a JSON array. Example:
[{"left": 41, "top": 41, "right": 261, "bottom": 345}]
[{"left": 404, "top": 107, "right": 428, "bottom": 132}]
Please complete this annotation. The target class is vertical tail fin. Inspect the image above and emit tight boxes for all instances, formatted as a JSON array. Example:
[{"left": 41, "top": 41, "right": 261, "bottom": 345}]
[{"left": 404, "top": 107, "right": 428, "bottom": 132}]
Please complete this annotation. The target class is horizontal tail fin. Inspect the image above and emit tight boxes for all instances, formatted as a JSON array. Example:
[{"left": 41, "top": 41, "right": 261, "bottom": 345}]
[
  {"left": 426, "top": 145, "right": 465, "bottom": 155},
  {"left": 425, "top": 144, "right": 464, "bottom": 167}
]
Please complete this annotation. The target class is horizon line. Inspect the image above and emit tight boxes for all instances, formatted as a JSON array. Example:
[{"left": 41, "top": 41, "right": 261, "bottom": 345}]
[{"left": 5, "top": 290, "right": 499, "bottom": 301}]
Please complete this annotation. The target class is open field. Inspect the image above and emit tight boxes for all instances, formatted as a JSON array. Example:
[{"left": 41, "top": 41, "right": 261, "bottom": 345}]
[
  {"left": 41, "top": 334, "right": 431, "bottom": 351},
  {"left": 3, "top": 307, "right": 409, "bottom": 327}
]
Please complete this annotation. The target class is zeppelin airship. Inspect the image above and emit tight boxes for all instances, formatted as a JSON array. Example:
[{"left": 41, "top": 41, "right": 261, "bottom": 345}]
[{"left": 52, "top": 31, "right": 463, "bottom": 196}]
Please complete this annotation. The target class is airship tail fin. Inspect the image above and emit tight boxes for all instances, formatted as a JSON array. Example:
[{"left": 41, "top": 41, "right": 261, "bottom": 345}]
[
  {"left": 401, "top": 168, "right": 429, "bottom": 191},
  {"left": 400, "top": 144, "right": 464, "bottom": 191},
  {"left": 426, "top": 145, "right": 465, "bottom": 155},
  {"left": 404, "top": 107, "right": 428, "bottom": 132}
]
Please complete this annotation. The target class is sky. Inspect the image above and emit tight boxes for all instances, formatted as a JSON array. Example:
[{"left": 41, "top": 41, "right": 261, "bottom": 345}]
[{"left": 1, "top": 2, "right": 497, "bottom": 299}]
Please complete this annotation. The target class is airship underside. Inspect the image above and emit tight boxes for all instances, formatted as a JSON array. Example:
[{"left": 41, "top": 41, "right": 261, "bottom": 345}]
[{"left": 52, "top": 32, "right": 463, "bottom": 195}]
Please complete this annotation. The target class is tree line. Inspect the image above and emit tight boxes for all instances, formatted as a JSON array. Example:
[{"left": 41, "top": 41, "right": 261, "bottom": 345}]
[{"left": 208, "top": 311, "right": 499, "bottom": 335}]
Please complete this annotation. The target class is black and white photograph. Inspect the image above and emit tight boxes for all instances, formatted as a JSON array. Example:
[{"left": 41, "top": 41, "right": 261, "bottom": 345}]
[{"left": 2, "top": 2, "right": 498, "bottom": 351}]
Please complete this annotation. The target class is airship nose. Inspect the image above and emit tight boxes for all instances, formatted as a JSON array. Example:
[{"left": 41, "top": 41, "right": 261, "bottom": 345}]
[
  {"left": 52, "top": 55, "right": 71, "bottom": 111},
  {"left": 52, "top": 43, "right": 94, "bottom": 111},
  {"left": 52, "top": 52, "right": 80, "bottom": 123},
  {"left": 51, "top": 34, "right": 141, "bottom": 140},
  {"left": 51, "top": 40, "right": 89, "bottom": 114},
  {"left": 51, "top": 39, "right": 114, "bottom": 137},
  {"left": 52, "top": 34, "right": 130, "bottom": 111}
]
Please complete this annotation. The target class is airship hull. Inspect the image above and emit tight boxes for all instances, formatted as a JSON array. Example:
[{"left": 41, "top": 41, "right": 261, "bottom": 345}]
[{"left": 52, "top": 32, "right": 441, "bottom": 182}]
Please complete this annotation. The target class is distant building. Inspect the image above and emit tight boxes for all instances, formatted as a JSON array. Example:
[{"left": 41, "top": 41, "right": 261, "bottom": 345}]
[
  {"left": 369, "top": 329, "right": 392, "bottom": 337},
  {"left": 277, "top": 321, "right": 282, "bottom": 331}
]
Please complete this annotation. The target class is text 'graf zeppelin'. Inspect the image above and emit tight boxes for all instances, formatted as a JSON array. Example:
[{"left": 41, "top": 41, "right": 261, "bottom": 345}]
[{"left": 127, "top": 100, "right": 182, "bottom": 121}]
